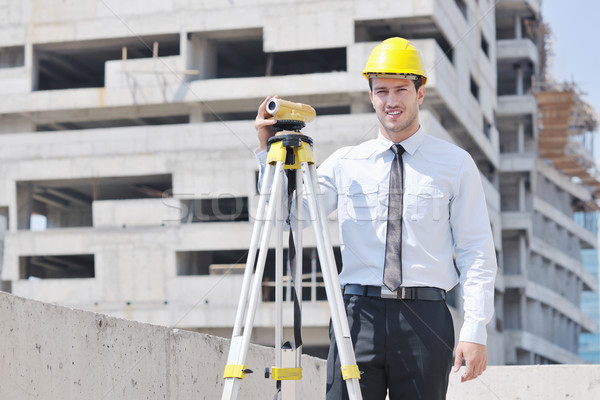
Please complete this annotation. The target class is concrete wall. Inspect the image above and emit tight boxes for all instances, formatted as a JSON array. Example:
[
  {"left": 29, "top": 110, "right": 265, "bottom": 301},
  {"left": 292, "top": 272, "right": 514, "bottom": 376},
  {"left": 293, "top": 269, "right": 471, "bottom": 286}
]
[
  {"left": 0, "top": 292, "right": 326, "bottom": 399},
  {"left": 449, "top": 364, "right": 600, "bottom": 399},
  {"left": 92, "top": 198, "right": 183, "bottom": 228},
  {"left": 1, "top": 292, "right": 599, "bottom": 399},
  {"left": 0, "top": 216, "right": 6, "bottom": 291}
]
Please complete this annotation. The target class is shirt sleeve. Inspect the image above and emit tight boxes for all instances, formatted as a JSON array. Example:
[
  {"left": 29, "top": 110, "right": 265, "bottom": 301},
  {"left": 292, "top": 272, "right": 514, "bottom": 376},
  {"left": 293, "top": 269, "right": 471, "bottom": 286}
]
[
  {"left": 450, "top": 154, "right": 498, "bottom": 345},
  {"left": 255, "top": 148, "right": 268, "bottom": 193},
  {"left": 313, "top": 150, "right": 339, "bottom": 217}
]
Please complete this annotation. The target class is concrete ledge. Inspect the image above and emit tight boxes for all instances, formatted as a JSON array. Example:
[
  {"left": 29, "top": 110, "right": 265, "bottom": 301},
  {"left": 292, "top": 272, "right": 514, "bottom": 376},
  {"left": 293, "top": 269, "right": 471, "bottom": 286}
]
[
  {"left": 448, "top": 364, "right": 600, "bottom": 399},
  {"left": 497, "top": 94, "right": 537, "bottom": 115},
  {"left": 92, "top": 198, "right": 182, "bottom": 228},
  {"left": 0, "top": 292, "right": 326, "bottom": 399},
  {"left": 2, "top": 291, "right": 599, "bottom": 399},
  {"left": 497, "top": 38, "right": 539, "bottom": 65}
]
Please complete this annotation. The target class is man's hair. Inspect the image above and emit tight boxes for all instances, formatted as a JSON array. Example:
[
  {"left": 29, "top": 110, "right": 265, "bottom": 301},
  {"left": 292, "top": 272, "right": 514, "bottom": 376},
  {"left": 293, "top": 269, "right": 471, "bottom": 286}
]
[{"left": 368, "top": 75, "right": 424, "bottom": 92}]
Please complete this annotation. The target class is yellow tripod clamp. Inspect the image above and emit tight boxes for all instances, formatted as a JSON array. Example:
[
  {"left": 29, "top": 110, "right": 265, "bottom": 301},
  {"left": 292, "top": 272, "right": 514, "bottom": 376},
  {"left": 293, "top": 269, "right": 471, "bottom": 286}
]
[{"left": 266, "top": 134, "right": 315, "bottom": 169}]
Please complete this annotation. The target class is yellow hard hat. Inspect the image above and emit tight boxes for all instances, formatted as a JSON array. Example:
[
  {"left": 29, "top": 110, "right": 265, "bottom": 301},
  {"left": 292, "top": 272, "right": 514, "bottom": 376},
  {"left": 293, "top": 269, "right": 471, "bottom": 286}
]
[{"left": 362, "top": 37, "right": 427, "bottom": 85}]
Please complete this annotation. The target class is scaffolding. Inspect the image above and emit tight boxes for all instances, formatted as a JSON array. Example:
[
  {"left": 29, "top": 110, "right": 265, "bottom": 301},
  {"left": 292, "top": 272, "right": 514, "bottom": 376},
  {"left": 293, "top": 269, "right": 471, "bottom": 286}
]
[{"left": 535, "top": 82, "right": 600, "bottom": 205}]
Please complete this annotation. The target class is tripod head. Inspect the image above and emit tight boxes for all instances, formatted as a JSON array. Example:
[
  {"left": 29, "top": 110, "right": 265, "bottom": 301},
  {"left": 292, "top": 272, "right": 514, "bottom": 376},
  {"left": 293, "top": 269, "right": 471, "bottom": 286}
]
[{"left": 266, "top": 98, "right": 316, "bottom": 133}]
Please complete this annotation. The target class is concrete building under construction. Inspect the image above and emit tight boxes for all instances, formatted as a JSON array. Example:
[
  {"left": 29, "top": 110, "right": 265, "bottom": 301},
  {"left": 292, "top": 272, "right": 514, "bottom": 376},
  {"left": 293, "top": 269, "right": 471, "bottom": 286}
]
[{"left": 0, "top": 0, "right": 597, "bottom": 364}]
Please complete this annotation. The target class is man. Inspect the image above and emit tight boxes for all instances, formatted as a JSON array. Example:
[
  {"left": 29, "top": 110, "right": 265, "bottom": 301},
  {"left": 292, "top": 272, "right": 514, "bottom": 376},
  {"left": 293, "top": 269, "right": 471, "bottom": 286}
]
[{"left": 254, "top": 37, "right": 497, "bottom": 399}]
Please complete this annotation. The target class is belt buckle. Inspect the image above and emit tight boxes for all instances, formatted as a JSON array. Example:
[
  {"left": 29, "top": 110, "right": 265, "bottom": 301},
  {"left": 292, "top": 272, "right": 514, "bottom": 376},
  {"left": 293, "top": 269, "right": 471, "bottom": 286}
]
[{"left": 380, "top": 287, "right": 398, "bottom": 299}]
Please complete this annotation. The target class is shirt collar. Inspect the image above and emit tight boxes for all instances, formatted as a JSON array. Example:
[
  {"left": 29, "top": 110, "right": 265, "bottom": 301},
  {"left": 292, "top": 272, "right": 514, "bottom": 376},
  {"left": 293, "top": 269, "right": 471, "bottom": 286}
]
[{"left": 376, "top": 127, "right": 425, "bottom": 156}]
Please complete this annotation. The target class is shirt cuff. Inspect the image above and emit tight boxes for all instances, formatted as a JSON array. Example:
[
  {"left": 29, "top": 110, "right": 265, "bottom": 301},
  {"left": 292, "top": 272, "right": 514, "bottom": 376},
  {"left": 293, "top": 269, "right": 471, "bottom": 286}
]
[
  {"left": 458, "top": 321, "right": 488, "bottom": 345},
  {"left": 255, "top": 148, "right": 267, "bottom": 164}
]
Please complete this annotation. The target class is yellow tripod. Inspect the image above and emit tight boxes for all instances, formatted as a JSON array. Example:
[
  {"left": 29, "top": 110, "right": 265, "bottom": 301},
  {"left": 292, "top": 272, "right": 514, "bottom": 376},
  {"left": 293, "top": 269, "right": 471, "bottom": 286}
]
[{"left": 221, "top": 132, "right": 363, "bottom": 400}]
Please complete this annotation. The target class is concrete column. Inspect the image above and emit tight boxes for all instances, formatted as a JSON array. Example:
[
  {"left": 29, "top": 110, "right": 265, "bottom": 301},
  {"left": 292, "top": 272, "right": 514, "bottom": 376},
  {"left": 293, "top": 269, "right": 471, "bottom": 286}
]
[
  {"left": 24, "top": 43, "right": 35, "bottom": 91},
  {"left": 517, "top": 122, "right": 525, "bottom": 153},
  {"left": 181, "top": 32, "right": 209, "bottom": 122},
  {"left": 569, "top": 320, "right": 577, "bottom": 352},
  {"left": 518, "top": 176, "right": 526, "bottom": 211},
  {"left": 0, "top": 115, "right": 35, "bottom": 134},
  {"left": 46, "top": 208, "right": 62, "bottom": 229},
  {"left": 350, "top": 95, "right": 372, "bottom": 114},
  {"left": 16, "top": 183, "right": 33, "bottom": 230},
  {"left": 514, "top": 13, "right": 522, "bottom": 39},
  {"left": 0, "top": 215, "right": 6, "bottom": 284},
  {"left": 515, "top": 63, "right": 524, "bottom": 95},
  {"left": 186, "top": 34, "right": 217, "bottom": 80},
  {"left": 519, "top": 292, "right": 528, "bottom": 337},
  {"left": 189, "top": 105, "right": 206, "bottom": 123},
  {"left": 517, "top": 350, "right": 534, "bottom": 364},
  {"left": 179, "top": 30, "right": 188, "bottom": 70},
  {"left": 518, "top": 233, "right": 527, "bottom": 276}
]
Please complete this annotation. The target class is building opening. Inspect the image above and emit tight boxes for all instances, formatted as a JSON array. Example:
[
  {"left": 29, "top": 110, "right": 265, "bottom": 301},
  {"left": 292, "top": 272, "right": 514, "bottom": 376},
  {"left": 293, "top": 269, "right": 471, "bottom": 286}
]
[
  {"left": 17, "top": 174, "right": 172, "bottom": 230},
  {"left": 19, "top": 254, "right": 95, "bottom": 279}
]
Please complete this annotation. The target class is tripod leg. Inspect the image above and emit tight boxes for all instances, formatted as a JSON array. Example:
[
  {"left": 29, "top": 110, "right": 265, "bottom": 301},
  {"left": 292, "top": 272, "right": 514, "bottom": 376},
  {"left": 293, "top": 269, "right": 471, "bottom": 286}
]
[
  {"left": 278, "top": 169, "right": 304, "bottom": 399},
  {"left": 275, "top": 168, "right": 284, "bottom": 369},
  {"left": 294, "top": 168, "right": 303, "bottom": 363},
  {"left": 300, "top": 162, "right": 363, "bottom": 400},
  {"left": 231, "top": 162, "right": 275, "bottom": 337},
  {"left": 222, "top": 161, "right": 286, "bottom": 400}
]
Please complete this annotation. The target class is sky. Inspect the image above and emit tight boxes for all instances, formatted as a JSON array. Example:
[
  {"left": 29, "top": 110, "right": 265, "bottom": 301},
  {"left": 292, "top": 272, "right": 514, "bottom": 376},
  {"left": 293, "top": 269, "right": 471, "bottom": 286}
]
[{"left": 541, "top": 0, "right": 600, "bottom": 122}]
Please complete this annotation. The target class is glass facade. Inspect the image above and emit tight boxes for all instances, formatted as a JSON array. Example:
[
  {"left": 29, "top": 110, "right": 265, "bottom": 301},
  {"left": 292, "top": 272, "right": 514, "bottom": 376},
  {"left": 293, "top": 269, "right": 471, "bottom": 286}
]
[{"left": 579, "top": 248, "right": 600, "bottom": 363}]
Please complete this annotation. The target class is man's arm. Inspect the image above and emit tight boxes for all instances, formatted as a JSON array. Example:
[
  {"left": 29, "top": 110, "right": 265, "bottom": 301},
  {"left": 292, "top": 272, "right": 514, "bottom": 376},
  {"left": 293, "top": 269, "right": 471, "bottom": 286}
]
[
  {"left": 449, "top": 153, "right": 498, "bottom": 382},
  {"left": 256, "top": 95, "right": 278, "bottom": 151},
  {"left": 452, "top": 342, "right": 488, "bottom": 382}
]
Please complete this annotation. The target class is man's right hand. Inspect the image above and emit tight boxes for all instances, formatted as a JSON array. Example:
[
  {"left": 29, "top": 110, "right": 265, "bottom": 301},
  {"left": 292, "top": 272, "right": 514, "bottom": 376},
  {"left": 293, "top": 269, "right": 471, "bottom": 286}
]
[{"left": 256, "top": 95, "right": 278, "bottom": 151}]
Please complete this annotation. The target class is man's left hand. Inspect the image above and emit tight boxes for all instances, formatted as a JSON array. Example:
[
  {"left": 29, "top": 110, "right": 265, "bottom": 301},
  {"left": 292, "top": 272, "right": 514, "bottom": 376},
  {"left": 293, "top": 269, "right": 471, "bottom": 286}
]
[{"left": 452, "top": 341, "right": 487, "bottom": 382}]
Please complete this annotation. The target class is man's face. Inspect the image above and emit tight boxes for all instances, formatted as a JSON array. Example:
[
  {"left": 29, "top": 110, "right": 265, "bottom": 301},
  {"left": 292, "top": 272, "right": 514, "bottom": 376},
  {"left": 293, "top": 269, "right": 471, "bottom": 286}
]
[{"left": 369, "top": 77, "right": 425, "bottom": 142}]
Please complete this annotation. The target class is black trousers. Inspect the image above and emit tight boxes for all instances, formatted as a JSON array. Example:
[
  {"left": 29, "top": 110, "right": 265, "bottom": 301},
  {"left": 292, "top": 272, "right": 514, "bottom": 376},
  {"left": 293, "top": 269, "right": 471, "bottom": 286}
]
[{"left": 326, "top": 295, "right": 454, "bottom": 400}]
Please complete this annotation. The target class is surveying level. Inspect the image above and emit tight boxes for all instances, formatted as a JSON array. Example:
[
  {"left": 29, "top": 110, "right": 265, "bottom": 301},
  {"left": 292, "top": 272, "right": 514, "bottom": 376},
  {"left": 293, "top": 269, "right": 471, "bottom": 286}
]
[
  {"left": 267, "top": 98, "right": 316, "bottom": 125},
  {"left": 221, "top": 100, "right": 362, "bottom": 400}
]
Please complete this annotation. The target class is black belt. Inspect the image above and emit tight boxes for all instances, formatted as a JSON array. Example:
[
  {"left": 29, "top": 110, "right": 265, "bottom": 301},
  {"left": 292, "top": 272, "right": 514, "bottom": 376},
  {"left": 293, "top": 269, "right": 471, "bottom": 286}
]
[{"left": 343, "top": 284, "right": 446, "bottom": 301}]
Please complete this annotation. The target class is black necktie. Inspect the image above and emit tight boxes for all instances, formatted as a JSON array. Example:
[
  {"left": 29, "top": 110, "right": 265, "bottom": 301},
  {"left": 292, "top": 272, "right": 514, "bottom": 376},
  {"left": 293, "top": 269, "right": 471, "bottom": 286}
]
[{"left": 383, "top": 144, "right": 405, "bottom": 291}]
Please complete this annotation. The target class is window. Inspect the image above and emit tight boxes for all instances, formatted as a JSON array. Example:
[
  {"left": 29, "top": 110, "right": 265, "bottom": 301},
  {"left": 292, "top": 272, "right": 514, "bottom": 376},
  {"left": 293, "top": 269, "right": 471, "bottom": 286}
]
[
  {"left": 470, "top": 75, "right": 480, "bottom": 101},
  {"left": 179, "top": 197, "right": 249, "bottom": 223},
  {"left": 0, "top": 206, "right": 8, "bottom": 230},
  {"left": 481, "top": 34, "right": 489, "bottom": 57},
  {"left": 17, "top": 174, "right": 172, "bottom": 230},
  {"left": 483, "top": 116, "right": 492, "bottom": 138},
  {"left": 35, "top": 35, "right": 179, "bottom": 90},
  {"left": 455, "top": 0, "right": 468, "bottom": 19},
  {"left": 19, "top": 254, "right": 95, "bottom": 279},
  {"left": 210, "top": 37, "right": 347, "bottom": 79},
  {"left": 0, "top": 46, "right": 25, "bottom": 68},
  {"left": 176, "top": 250, "right": 248, "bottom": 276},
  {"left": 354, "top": 20, "right": 455, "bottom": 64}
]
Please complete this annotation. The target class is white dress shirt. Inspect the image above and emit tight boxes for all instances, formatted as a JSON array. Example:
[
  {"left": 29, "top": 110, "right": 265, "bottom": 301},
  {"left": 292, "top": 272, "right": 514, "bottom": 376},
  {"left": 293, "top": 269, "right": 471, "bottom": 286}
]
[{"left": 257, "top": 127, "right": 497, "bottom": 345}]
